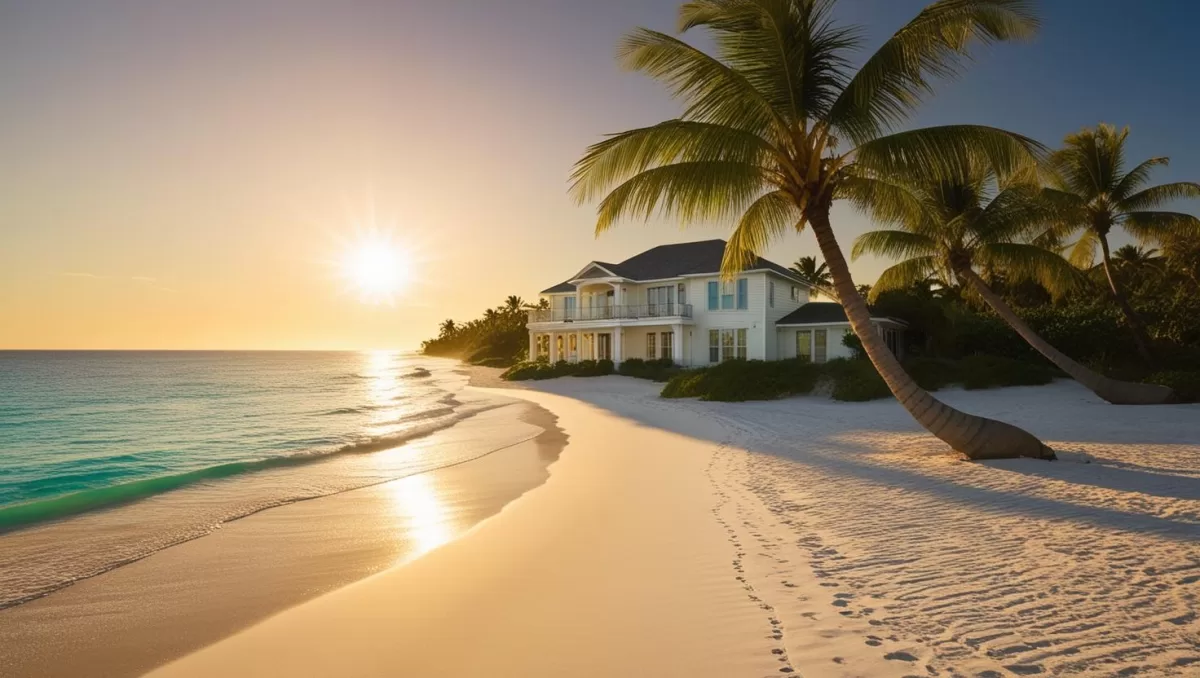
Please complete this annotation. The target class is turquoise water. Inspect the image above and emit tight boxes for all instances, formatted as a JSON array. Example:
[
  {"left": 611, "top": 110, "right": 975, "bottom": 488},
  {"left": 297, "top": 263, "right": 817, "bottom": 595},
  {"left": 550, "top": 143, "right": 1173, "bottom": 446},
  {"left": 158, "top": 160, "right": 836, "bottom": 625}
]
[{"left": 0, "top": 351, "right": 526, "bottom": 608}]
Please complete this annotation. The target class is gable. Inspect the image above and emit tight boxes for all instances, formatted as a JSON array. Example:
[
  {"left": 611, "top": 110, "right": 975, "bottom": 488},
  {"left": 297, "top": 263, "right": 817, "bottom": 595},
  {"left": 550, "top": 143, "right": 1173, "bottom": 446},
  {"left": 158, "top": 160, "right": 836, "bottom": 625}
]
[{"left": 576, "top": 265, "right": 612, "bottom": 280}]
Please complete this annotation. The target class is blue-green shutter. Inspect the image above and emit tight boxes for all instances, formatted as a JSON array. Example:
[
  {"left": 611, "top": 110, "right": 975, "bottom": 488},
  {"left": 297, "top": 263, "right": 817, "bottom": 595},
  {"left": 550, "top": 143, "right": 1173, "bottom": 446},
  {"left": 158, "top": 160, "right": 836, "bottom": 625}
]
[
  {"left": 707, "top": 281, "right": 719, "bottom": 310},
  {"left": 736, "top": 278, "right": 748, "bottom": 309}
]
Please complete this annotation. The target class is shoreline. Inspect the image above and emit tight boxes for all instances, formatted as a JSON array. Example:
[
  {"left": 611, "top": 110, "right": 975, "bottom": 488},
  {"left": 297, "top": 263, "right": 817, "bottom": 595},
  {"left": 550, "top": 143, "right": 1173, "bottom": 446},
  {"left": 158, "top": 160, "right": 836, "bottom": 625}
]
[
  {"left": 150, "top": 373, "right": 1200, "bottom": 678},
  {"left": 0, "top": 388, "right": 566, "bottom": 678}
]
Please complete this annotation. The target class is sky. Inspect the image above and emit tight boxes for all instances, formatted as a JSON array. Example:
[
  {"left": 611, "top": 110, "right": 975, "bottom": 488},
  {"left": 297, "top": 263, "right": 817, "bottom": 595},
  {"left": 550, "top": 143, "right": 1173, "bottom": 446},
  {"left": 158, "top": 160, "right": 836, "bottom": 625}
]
[{"left": 2, "top": 0, "right": 1199, "bottom": 350}]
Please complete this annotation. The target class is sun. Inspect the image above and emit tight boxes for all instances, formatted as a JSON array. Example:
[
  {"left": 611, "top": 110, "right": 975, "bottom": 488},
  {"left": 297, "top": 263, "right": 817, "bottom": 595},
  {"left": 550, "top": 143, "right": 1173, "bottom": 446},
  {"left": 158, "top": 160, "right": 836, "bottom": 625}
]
[{"left": 339, "top": 233, "right": 413, "bottom": 304}]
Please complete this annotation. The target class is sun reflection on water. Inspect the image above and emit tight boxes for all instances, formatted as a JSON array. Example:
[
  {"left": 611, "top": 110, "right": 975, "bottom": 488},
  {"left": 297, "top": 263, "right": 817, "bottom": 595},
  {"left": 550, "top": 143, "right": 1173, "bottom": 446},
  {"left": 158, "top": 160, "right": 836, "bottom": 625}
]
[{"left": 387, "top": 472, "right": 453, "bottom": 559}]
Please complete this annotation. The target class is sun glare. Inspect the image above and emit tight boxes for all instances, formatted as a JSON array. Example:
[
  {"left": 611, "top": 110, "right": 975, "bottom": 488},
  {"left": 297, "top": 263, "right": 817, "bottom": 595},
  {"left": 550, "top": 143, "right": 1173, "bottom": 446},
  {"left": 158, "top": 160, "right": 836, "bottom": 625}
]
[{"left": 340, "top": 233, "right": 413, "bottom": 304}]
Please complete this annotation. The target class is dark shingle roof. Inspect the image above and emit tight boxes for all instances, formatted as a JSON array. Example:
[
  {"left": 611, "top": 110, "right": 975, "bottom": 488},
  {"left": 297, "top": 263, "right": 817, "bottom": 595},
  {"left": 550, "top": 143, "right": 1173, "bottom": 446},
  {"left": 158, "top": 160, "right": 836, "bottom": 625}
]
[
  {"left": 776, "top": 302, "right": 906, "bottom": 326},
  {"left": 540, "top": 239, "right": 804, "bottom": 293}
]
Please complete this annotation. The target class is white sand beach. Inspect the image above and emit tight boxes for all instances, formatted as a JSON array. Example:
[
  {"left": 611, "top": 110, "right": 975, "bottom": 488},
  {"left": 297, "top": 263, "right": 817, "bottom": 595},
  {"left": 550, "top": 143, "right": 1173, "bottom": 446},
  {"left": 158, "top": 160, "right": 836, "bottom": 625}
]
[{"left": 151, "top": 374, "right": 1200, "bottom": 677}]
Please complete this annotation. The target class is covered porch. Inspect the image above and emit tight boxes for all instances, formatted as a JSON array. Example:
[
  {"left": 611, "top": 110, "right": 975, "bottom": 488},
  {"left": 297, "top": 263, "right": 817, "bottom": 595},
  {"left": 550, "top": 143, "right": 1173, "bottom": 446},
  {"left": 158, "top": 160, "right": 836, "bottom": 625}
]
[{"left": 529, "top": 323, "right": 687, "bottom": 366}]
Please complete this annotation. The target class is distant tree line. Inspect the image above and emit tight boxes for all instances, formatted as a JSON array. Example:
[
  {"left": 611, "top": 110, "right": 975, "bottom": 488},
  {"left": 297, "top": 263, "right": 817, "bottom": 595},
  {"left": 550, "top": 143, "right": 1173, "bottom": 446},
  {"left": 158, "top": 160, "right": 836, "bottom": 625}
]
[{"left": 420, "top": 295, "right": 546, "bottom": 367}]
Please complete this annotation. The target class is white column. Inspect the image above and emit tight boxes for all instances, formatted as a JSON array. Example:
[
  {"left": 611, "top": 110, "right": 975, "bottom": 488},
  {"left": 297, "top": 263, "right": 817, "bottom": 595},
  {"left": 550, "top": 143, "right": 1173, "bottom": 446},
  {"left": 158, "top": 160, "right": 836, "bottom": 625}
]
[
  {"left": 672, "top": 324, "right": 683, "bottom": 364},
  {"left": 529, "top": 331, "right": 536, "bottom": 362},
  {"left": 549, "top": 332, "right": 559, "bottom": 363},
  {"left": 613, "top": 329, "right": 622, "bottom": 366},
  {"left": 576, "top": 330, "right": 582, "bottom": 363}
]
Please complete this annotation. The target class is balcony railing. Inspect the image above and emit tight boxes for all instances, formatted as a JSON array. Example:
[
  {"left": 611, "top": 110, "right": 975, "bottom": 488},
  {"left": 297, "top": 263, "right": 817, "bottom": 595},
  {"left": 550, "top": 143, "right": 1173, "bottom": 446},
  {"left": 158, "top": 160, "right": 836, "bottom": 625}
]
[{"left": 527, "top": 303, "right": 693, "bottom": 323}]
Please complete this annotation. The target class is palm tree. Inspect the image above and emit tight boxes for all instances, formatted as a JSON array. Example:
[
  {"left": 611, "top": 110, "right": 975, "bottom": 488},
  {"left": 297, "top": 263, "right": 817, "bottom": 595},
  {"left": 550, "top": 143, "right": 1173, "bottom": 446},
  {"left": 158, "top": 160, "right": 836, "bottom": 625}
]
[
  {"left": 570, "top": 0, "right": 1053, "bottom": 459},
  {"left": 504, "top": 295, "right": 526, "bottom": 312},
  {"left": 790, "top": 255, "right": 832, "bottom": 288},
  {"left": 1045, "top": 124, "right": 1200, "bottom": 366},
  {"left": 439, "top": 319, "right": 457, "bottom": 338},
  {"left": 851, "top": 162, "right": 1175, "bottom": 404}
]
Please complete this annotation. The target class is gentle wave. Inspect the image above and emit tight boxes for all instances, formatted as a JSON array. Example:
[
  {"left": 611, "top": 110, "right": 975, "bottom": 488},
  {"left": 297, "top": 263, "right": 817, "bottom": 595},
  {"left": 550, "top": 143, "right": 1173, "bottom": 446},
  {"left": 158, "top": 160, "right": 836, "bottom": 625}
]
[{"left": 0, "top": 405, "right": 500, "bottom": 534}]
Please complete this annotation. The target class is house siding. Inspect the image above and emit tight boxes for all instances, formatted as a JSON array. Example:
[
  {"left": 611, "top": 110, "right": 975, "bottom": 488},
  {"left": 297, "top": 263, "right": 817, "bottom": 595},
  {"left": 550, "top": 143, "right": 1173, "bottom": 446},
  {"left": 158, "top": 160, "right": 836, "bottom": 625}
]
[{"left": 763, "top": 272, "right": 808, "bottom": 360}]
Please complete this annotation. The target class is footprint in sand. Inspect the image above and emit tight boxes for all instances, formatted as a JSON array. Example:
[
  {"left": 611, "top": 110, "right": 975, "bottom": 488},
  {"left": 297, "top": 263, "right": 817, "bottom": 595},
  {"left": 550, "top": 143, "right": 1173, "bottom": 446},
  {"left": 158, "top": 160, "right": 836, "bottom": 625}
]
[
  {"left": 884, "top": 651, "right": 918, "bottom": 662},
  {"left": 866, "top": 636, "right": 883, "bottom": 647}
]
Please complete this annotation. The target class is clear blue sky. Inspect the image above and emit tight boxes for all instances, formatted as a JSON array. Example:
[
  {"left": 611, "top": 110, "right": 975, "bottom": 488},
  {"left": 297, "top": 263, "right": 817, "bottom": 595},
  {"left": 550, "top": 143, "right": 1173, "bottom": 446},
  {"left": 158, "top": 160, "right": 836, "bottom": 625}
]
[{"left": 1, "top": 0, "right": 1197, "bottom": 348}]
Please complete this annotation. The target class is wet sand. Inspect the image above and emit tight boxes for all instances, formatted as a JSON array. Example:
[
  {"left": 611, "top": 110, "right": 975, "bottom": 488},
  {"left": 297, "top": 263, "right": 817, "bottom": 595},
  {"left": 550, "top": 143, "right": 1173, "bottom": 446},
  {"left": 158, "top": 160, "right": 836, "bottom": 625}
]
[{"left": 0, "top": 400, "right": 564, "bottom": 678}]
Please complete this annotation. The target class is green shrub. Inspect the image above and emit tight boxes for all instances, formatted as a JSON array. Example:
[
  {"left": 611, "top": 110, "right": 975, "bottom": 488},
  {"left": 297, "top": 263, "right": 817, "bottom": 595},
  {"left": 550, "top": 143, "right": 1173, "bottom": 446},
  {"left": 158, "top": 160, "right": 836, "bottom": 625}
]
[
  {"left": 501, "top": 361, "right": 543, "bottom": 381},
  {"left": 619, "top": 357, "right": 680, "bottom": 381},
  {"left": 1144, "top": 371, "right": 1200, "bottom": 403},
  {"left": 597, "top": 359, "right": 615, "bottom": 375},
  {"left": 958, "top": 355, "right": 1055, "bottom": 390},
  {"left": 825, "top": 359, "right": 891, "bottom": 402},
  {"left": 901, "top": 357, "right": 958, "bottom": 391},
  {"left": 661, "top": 369, "right": 711, "bottom": 398}
]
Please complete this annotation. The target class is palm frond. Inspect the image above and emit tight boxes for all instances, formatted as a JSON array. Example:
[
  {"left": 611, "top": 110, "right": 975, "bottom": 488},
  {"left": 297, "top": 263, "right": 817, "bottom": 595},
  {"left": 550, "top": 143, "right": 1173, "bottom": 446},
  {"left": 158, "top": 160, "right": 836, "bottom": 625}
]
[
  {"left": 1121, "top": 211, "right": 1200, "bottom": 243},
  {"left": 835, "top": 173, "right": 930, "bottom": 229},
  {"left": 829, "top": 0, "right": 1039, "bottom": 145},
  {"left": 721, "top": 189, "right": 803, "bottom": 276},
  {"left": 972, "top": 184, "right": 1052, "bottom": 244},
  {"left": 569, "top": 120, "right": 779, "bottom": 204},
  {"left": 853, "top": 125, "right": 1044, "bottom": 185},
  {"left": 851, "top": 229, "right": 937, "bottom": 261},
  {"left": 1117, "top": 182, "right": 1200, "bottom": 212},
  {"left": 679, "top": 0, "right": 857, "bottom": 125},
  {"left": 618, "top": 28, "right": 788, "bottom": 137},
  {"left": 594, "top": 161, "right": 769, "bottom": 234},
  {"left": 1048, "top": 123, "right": 1128, "bottom": 199},
  {"left": 1111, "top": 156, "right": 1168, "bottom": 200},
  {"left": 1066, "top": 230, "right": 1099, "bottom": 268},
  {"left": 870, "top": 256, "right": 939, "bottom": 301},
  {"left": 976, "top": 242, "right": 1081, "bottom": 297}
]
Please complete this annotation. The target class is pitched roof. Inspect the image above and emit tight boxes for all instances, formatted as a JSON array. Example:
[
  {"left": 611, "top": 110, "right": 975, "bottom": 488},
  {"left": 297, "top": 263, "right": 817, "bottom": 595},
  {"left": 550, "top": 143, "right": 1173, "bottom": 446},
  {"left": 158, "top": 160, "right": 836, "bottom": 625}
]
[
  {"left": 540, "top": 239, "right": 805, "bottom": 293},
  {"left": 775, "top": 302, "right": 907, "bottom": 326}
]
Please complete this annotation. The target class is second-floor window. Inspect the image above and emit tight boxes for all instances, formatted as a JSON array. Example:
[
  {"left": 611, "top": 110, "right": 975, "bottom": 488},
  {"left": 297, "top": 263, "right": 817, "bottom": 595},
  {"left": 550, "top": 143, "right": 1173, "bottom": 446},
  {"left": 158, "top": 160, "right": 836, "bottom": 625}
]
[
  {"left": 790, "top": 286, "right": 800, "bottom": 302},
  {"left": 707, "top": 279, "right": 748, "bottom": 311},
  {"left": 647, "top": 285, "right": 673, "bottom": 315},
  {"left": 768, "top": 281, "right": 775, "bottom": 308}
]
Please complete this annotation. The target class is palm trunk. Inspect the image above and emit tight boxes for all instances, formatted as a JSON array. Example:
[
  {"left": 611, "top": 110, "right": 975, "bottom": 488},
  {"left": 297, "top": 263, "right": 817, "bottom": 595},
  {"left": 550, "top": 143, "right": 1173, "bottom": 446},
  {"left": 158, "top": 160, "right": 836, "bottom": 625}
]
[
  {"left": 958, "top": 267, "right": 1174, "bottom": 405},
  {"left": 808, "top": 206, "right": 1053, "bottom": 460},
  {"left": 1098, "top": 235, "right": 1156, "bottom": 367}
]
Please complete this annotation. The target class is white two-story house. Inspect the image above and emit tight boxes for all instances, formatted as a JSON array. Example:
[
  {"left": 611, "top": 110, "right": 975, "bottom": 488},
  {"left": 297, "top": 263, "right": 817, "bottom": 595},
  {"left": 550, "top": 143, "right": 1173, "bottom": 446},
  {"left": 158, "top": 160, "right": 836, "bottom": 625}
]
[{"left": 526, "top": 240, "right": 906, "bottom": 366}]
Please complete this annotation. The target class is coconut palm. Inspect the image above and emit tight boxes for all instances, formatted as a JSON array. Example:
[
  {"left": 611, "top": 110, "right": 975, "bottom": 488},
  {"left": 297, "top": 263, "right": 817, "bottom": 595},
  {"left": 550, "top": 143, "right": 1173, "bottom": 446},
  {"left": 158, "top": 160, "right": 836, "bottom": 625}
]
[
  {"left": 504, "top": 295, "right": 526, "bottom": 312},
  {"left": 791, "top": 255, "right": 832, "bottom": 288},
  {"left": 1044, "top": 124, "right": 1200, "bottom": 366},
  {"left": 439, "top": 319, "right": 457, "bottom": 338},
  {"left": 570, "top": 0, "right": 1054, "bottom": 460},
  {"left": 851, "top": 163, "right": 1175, "bottom": 404}
]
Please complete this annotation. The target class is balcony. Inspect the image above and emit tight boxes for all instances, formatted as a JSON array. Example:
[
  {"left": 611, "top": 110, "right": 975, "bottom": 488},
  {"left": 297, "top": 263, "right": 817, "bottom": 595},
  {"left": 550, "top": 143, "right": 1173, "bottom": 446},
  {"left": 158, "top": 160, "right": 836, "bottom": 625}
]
[{"left": 527, "top": 303, "right": 693, "bottom": 324}]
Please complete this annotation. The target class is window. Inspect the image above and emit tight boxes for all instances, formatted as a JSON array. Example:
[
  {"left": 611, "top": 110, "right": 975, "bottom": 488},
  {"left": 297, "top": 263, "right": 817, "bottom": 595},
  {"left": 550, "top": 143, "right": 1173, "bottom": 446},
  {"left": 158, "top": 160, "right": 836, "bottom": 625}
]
[
  {"left": 790, "top": 286, "right": 800, "bottom": 302},
  {"left": 796, "top": 330, "right": 812, "bottom": 362},
  {"left": 537, "top": 334, "right": 550, "bottom": 359},
  {"left": 646, "top": 332, "right": 657, "bottom": 359},
  {"left": 710, "top": 329, "right": 748, "bottom": 362},
  {"left": 814, "top": 329, "right": 828, "bottom": 363},
  {"left": 661, "top": 332, "right": 674, "bottom": 361},
  {"left": 647, "top": 285, "right": 673, "bottom": 316},
  {"left": 568, "top": 334, "right": 578, "bottom": 358},
  {"left": 721, "top": 281, "right": 735, "bottom": 309},
  {"left": 563, "top": 296, "right": 577, "bottom": 320},
  {"left": 768, "top": 281, "right": 775, "bottom": 308},
  {"left": 709, "top": 278, "right": 748, "bottom": 310},
  {"left": 677, "top": 283, "right": 687, "bottom": 306}
]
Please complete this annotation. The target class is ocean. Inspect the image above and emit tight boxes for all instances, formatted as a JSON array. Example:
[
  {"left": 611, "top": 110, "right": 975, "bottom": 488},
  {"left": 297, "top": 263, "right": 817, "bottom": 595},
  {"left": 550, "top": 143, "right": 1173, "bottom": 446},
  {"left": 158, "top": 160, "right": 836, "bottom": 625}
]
[{"left": 0, "top": 351, "right": 533, "bottom": 610}]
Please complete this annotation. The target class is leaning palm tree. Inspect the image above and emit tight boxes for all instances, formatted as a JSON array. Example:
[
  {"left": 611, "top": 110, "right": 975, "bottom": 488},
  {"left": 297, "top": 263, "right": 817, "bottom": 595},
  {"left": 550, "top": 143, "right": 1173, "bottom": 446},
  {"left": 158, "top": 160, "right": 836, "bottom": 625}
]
[
  {"left": 1045, "top": 124, "right": 1200, "bottom": 366},
  {"left": 791, "top": 255, "right": 832, "bottom": 287},
  {"left": 851, "top": 162, "right": 1175, "bottom": 404},
  {"left": 571, "top": 0, "right": 1054, "bottom": 460}
]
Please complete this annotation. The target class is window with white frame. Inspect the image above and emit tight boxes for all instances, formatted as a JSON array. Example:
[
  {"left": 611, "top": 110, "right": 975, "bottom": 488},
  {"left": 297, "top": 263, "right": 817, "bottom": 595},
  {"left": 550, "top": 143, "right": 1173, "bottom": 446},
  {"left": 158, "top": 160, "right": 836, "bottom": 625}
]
[
  {"left": 646, "top": 332, "right": 657, "bottom": 359},
  {"left": 790, "top": 286, "right": 800, "bottom": 302},
  {"left": 768, "top": 281, "right": 775, "bottom": 307},
  {"left": 661, "top": 332, "right": 674, "bottom": 361},
  {"left": 814, "top": 329, "right": 828, "bottom": 363},
  {"left": 796, "top": 330, "right": 812, "bottom": 362},
  {"left": 709, "top": 328, "right": 747, "bottom": 362},
  {"left": 707, "top": 279, "right": 748, "bottom": 310}
]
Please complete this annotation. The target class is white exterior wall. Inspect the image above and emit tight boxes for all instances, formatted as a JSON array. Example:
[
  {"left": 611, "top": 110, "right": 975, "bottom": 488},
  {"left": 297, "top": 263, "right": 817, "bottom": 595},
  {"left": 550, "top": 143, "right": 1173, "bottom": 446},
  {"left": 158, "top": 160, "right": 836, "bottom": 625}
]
[
  {"left": 763, "top": 272, "right": 809, "bottom": 360},
  {"left": 683, "top": 272, "right": 767, "bottom": 364},
  {"left": 776, "top": 324, "right": 858, "bottom": 362}
]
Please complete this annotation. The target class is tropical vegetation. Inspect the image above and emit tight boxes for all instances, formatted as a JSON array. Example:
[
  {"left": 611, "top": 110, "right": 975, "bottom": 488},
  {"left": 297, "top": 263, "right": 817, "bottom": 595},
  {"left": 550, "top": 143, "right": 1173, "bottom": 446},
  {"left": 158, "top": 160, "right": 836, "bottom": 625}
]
[
  {"left": 848, "top": 157, "right": 1177, "bottom": 404},
  {"left": 420, "top": 295, "right": 541, "bottom": 367},
  {"left": 568, "top": 0, "right": 1056, "bottom": 460}
]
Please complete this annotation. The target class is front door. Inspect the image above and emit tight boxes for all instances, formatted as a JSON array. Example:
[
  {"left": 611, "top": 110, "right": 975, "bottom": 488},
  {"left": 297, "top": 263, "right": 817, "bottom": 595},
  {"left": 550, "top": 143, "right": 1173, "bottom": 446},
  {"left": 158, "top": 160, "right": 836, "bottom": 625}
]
[{"left": 597, "top": 333, "right": 612, "bottom": 360}]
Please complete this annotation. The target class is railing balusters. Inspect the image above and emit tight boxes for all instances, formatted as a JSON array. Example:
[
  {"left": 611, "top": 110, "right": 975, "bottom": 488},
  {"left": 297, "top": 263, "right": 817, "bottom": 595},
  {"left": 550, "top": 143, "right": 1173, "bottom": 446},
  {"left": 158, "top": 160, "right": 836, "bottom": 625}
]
[{"left": 526, "top": 303, "right": 693, "bottom": 323}]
